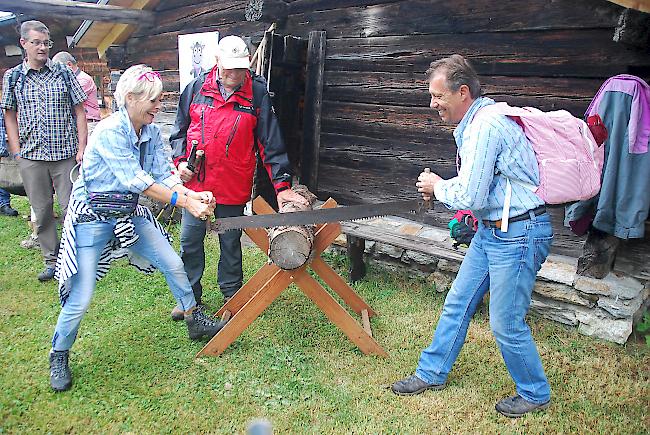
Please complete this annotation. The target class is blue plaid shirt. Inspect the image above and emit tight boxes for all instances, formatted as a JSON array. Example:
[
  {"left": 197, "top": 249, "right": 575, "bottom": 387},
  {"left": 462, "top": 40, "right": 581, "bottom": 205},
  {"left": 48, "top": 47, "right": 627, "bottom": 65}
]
[
  {"left": 1, "top": 59, "right": 86, "bottom": 161},
  {"left": 72, "top": 107, "right": 181, "bottom": 203},
  {"left": 433, "top": 97, "right": 543, "bottom": 221}
]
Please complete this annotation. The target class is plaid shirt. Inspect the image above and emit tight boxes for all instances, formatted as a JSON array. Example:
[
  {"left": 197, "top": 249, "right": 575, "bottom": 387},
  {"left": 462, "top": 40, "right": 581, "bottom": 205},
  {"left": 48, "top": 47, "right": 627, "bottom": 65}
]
[{"left": 1, "top": 59, "right": 86, "bottom": 161}]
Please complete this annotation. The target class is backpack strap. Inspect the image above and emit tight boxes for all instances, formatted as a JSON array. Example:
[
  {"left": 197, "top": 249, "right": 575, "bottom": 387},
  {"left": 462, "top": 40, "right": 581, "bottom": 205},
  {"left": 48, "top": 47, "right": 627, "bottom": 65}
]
[
  {"left": 56, "top": 63, "right": 75, "bottom": 107},
  {"left": 8, "top": 66, "right": 22, "bottom": 97}
]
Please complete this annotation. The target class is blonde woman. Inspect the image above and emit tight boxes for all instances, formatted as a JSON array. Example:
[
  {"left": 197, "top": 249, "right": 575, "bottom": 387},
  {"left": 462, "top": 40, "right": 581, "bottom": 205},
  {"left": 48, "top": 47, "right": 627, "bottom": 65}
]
[{"left": 49, "top": 65, "right": 226, "bottom": 392}]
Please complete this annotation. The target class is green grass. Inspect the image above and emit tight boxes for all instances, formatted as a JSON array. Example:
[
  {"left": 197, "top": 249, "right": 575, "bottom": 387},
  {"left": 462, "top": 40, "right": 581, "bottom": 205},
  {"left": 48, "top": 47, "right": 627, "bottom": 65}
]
[{"left": 0, "top": 197, "right": 648, "bottom": 433}]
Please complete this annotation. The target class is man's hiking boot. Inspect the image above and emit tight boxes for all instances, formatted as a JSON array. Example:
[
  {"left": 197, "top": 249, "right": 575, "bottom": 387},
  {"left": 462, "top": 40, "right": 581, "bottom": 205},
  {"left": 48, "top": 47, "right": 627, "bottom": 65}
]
[
  {"left": 390, "top": 374, "right": 446, "bottom": 396},
  {"left": 495, "top": 395, "right": 550, "bottom": 418},
  {"left": 185, "top": 305, "right": 227, "bottom": 340},
  {"left": 38, "top": 267, "right": 56, "bottom": 282},
  {"left": 49, "top": 350, "right": 72, "bottom": 392}
]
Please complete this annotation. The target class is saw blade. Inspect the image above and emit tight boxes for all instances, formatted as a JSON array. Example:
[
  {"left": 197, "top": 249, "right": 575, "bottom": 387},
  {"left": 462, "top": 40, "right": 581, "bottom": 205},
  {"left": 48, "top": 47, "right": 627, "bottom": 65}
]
[{"left": 212, "top": 199, "right": 424, "bottom": 233}]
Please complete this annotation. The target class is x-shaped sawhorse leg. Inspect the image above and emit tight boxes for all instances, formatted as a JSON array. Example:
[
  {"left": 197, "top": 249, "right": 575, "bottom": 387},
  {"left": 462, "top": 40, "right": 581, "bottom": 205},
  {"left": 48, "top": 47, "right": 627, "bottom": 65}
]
[{"left": 196, "top": 196, "right": 388, "bottom": 357}]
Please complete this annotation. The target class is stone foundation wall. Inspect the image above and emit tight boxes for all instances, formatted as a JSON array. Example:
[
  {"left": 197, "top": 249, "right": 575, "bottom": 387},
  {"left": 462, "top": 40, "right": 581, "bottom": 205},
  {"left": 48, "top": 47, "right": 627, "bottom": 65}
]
[{"left": 331, "top": 217, "right": 649, "bottom": 345}]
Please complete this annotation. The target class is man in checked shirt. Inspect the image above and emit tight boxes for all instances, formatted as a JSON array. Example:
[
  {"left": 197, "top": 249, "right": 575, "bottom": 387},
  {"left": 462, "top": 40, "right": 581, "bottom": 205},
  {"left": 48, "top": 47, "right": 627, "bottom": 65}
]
[
  {"left": 2, "top": 20, "right": 88, "bottom": 282},
  {"left": 390, "top": 55, "right": 554, "bottom": 418}
]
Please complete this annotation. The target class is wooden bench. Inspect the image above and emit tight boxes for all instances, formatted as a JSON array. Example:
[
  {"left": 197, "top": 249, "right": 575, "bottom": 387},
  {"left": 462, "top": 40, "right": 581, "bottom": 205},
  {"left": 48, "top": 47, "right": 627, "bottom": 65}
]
[{"left": 340, "top": 219, "right": 465, "bottom": 282}]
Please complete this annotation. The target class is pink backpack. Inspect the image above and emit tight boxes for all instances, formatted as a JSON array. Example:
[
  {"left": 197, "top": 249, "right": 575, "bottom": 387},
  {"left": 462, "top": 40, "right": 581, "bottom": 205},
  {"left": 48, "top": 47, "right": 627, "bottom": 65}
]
[{"left": 475, "top": 102, "right": 604, "bottom": 205}]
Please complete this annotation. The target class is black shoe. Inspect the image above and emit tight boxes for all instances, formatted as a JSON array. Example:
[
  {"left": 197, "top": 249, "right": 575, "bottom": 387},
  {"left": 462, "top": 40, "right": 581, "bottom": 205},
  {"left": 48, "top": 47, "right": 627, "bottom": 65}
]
[
  {"left": 38, "top": 267, "right": 56, "bottom": 282},
  {"left": 49, "top": 350, "right": 72, "bottom": 392},
  {"left": 495, "top": 395, "right": 550, "bottom": 418},
  {"left": 0, "top": 204, "right": 18, "bottom": 217},
  {"left": 390, "top": 374, "right": 446, "bottom": 396},
  {"left": 185, "top": 305, "right": 227, "bottom": 340}
]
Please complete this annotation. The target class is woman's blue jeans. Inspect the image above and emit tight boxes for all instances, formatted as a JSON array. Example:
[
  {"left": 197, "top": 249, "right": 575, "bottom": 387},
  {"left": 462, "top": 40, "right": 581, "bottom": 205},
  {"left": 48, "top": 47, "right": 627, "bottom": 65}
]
[
  {"left": 415, "top": 212, "right": 553, "bottom": 404},
  {"left": 52, "top": 216, "right": 196, "bottom": 351}
]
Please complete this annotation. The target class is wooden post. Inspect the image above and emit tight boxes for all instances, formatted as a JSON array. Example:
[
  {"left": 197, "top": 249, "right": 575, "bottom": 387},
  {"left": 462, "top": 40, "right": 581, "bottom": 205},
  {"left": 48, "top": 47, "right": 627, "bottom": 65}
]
[
  {"left": 347, "top": 235, "right": 367, "bottom": 283},
  {"left": 301, "top": 31, "right": 326, "bottom": 193}
]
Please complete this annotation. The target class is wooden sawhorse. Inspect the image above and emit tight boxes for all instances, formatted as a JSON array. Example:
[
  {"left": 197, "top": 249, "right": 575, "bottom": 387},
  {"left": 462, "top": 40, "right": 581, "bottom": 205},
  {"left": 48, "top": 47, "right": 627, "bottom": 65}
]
[{"left": 197, "top": 196, "right": 387, "bottom": 357}]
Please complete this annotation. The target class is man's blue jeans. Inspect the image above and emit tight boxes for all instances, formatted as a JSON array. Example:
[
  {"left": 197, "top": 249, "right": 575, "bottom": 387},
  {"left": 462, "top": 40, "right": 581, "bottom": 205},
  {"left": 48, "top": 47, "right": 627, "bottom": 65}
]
[
  {"left": 415, "top": 212, "right": 553, "bottom": 404},
  {"left": 0, "top": 187, "right": 10, "bottom": 207},
  {"left": 52, "top": 216, "right": 196, "bottom": 351}
]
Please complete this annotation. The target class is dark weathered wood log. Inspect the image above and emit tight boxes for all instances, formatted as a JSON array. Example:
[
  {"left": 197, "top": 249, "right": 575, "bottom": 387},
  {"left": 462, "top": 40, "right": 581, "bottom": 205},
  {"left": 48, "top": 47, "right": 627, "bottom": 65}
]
[
  {"left": 148, "top": 0, "right": 286, "bottom": 36},
  {"left": 324, "top": 30, "right": 650, "bottom": 78},
  {"left": 0, "top": 0, "right": 155, "bottom": 25},
  {"left": 268, "top": 185, "right": 318, "bottom": 270},
  {"left": 323, "top": 71, "right": 603, "bottom": 116},
  {"left": 613, "top": 8, "right": 650, "bottom": 48},
  {"left": 285, "top": 0, "right": 622, "bottom": 38}
]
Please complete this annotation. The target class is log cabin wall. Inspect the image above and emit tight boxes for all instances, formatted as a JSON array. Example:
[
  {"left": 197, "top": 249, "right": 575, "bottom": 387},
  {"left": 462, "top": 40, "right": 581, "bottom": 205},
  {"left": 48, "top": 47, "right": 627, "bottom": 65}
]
[
  {"left": 280, "top": 0, "right": 650, "bottom": 257},
  {"left": 122, "top": 0, "right": 650, "bottom": 258}
]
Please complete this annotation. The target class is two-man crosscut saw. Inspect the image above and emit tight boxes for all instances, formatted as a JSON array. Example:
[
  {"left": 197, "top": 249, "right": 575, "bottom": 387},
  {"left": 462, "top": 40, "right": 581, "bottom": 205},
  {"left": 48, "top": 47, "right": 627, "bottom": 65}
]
[{"left": 212, "top": 199, "right": 433, "bottom": 233}]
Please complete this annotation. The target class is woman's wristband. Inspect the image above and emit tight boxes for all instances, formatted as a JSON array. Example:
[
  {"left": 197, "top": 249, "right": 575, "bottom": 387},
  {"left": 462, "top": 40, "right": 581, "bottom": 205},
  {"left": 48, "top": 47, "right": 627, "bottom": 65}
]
[{"left": 170, "top": 191, "right": 178, "bottom": 207}]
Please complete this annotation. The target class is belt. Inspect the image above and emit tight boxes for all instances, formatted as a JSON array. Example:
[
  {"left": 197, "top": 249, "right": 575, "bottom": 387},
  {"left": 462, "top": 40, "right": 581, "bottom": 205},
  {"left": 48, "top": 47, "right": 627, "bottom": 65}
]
[{"left": 482, "top": 206, "right": 546, "bottom": 229}]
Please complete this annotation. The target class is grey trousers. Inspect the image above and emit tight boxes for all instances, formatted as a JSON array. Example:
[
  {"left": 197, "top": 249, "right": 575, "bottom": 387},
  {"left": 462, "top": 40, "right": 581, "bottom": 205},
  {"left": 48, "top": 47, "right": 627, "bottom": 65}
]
[
  {"left": 180, "top": 204, "right": 245, "bottom": 302},
  {"left": 18, "top": 157, "right": 76, "bottom": 268}
]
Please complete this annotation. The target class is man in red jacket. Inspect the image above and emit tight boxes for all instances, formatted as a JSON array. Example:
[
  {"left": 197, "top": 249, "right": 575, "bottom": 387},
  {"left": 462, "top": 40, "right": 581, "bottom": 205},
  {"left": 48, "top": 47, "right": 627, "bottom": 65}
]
[{"left": 169, "top": 35, "right": 307, "bottom": 319}]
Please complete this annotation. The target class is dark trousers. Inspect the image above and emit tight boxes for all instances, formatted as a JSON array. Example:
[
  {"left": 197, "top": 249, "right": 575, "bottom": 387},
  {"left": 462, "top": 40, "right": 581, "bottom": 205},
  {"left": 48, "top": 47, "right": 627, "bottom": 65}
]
[{"left": 179, "top": 204, "right": 245, "bottom": 302}]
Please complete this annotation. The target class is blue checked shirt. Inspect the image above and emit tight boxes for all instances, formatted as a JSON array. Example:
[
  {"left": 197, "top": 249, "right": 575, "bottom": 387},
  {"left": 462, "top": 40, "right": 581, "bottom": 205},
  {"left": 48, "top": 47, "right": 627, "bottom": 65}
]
[
  {"left": 1, "top": 59, "right": 86, "bottom": 161},
  {"left": 72, "top": 107, "right": 181, "bottom": 203},
  {"left": 433, "top": 97, "right": 543, "bottom": 221}
]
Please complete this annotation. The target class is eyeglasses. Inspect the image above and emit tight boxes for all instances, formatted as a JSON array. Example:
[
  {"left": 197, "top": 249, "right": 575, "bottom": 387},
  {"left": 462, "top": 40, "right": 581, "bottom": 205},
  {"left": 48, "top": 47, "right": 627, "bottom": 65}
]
[
  {"left": 137, "top": 71, "right": 161, "bottom": 82},
  {"left": 27, "top": 39, "right": 54, "bottom": 48}
]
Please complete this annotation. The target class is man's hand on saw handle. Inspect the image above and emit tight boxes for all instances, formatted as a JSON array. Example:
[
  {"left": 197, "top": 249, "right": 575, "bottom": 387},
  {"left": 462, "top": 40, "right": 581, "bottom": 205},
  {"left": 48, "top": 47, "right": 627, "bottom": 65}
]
[{"left": 416, "top": 167, "right": 442, "bottom": 202}]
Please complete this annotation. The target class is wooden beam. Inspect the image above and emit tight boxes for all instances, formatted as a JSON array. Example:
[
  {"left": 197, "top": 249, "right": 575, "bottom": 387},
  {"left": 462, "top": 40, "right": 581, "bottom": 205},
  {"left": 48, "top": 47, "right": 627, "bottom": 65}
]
[
  {"left": 94, "top": 0, "right": 157, "bottom": 58},
  {"left": 0, "top": 0, "right": 155, "bottom": 26},
  {"left": 301, "top": 30, "right": 326, "bottom": 194},
  {"left": 607, "top": 0, "right": 650, "bottom": 13}
]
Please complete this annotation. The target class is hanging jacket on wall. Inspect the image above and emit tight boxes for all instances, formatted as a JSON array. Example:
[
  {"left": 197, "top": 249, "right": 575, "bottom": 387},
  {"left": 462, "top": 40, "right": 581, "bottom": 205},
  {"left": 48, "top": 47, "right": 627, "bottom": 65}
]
[
  {"left": 169, "top": 67, "right": 292, "bottom": 205},
  {"left": 586, "top": 74, "right": 650, "bottom": 155},
  {"left": 565, "top": 75, "right": 650, "bottom": 239}
]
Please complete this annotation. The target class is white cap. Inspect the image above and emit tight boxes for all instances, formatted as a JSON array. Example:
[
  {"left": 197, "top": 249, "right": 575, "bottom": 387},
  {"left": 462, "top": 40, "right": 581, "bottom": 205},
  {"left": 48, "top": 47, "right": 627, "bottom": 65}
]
[{"left": 217, "top": 35, "right": 250, "bottom": 69}]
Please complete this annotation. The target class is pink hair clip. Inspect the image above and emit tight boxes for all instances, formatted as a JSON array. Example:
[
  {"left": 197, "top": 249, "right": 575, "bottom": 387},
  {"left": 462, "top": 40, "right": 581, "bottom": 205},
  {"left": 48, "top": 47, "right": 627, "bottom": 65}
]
[{"left": 137, "top": 71, "right": 161, "bottom": 82}]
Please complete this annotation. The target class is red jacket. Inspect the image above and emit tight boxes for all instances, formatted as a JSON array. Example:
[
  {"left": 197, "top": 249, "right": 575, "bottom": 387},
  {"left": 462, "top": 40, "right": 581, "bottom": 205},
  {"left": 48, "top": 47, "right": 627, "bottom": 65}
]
[{"left": 170, "top": 67, "right": 291, "bottom": 204}]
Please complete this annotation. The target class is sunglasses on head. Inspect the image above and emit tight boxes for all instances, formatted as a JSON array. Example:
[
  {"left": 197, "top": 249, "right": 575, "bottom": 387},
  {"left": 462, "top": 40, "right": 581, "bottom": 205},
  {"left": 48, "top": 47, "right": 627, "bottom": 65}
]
[{"left": 137, "top": 71, "right": 161, "bottom": 82}]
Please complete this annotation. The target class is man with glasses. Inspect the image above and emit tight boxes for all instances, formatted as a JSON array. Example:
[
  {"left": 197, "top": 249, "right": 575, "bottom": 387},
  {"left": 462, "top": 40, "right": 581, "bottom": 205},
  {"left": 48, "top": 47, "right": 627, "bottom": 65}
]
[{"left": 2, "top": 20, "right": 88, "bottom": 282}]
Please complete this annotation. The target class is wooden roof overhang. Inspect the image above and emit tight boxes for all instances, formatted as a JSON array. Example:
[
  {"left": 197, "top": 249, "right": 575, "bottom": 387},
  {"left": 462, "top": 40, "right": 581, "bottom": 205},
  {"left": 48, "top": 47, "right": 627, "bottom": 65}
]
[{"left": 69, "top": 0, "right": 158, "bottom": 58}]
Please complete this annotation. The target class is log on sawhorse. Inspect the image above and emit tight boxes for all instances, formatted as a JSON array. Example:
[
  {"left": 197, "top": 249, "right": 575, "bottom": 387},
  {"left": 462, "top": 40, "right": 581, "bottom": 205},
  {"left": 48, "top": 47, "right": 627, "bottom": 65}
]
[{"left": 196, "top": 196, "right": 388, "bottom": 358}]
